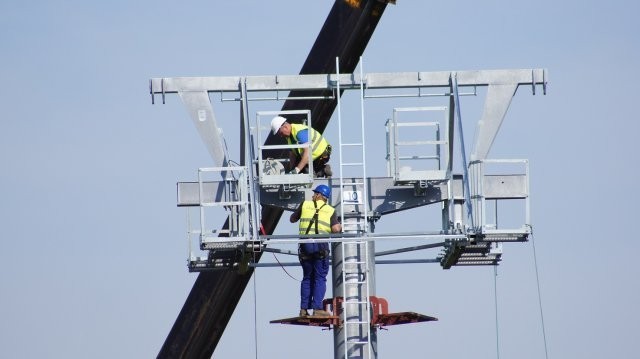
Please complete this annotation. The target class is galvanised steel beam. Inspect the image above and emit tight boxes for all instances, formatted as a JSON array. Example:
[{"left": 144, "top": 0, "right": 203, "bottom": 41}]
[
  {"left": 150, "top": 69, "right": 547, "bottom": 94},
  {"left": 177, "top": 175, "right": 529, "bottom": 208}
]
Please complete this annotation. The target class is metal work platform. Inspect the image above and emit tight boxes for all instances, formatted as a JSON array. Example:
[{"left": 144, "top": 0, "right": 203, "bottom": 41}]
[
  {"left": 160, "top": 64, "right": 542, "bottom": 280},
  {"left": 270, "top": 296, "right": 437, "bottom": 330},
  {"left": 270, "top": 315, "right": 339, "bottom": 329}
]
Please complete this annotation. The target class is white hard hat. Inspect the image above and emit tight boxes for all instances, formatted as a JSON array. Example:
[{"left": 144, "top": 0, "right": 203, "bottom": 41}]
[{"left": 271, "top": 116, "right": 286, "bottom": 135}]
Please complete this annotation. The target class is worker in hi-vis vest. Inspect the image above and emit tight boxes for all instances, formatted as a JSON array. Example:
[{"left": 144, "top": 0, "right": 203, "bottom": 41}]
[
  {"left": 290, "top": 184, "right": 341, "bottom": 317},
  {"left": 271, "top": 115, "right": 333, "bottom": 178}
]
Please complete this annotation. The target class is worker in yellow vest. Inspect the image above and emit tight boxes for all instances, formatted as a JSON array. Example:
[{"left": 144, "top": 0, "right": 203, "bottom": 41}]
[
  {"left": 290, "top": 184, "right": 341, "bottom": 317},
  {"left": 271, "top": 116, "right": 333, "bottom": 178}
]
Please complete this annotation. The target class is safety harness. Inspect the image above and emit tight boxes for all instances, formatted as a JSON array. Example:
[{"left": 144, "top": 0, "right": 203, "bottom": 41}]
[
  {"left": 299, "top": 200, "right": 330, "bottom": 260},
  {"left": 305, "top": 200, "right": 327, "bottom": 235}
]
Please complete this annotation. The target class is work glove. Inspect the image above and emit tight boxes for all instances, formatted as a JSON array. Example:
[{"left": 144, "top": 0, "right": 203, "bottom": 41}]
[{"left": 288, "top": 168, "right": 300, "bottom": 175}]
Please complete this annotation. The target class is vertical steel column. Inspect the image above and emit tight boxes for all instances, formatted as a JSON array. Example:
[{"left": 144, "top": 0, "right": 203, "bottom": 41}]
[
  {"left": 332, "top": 234, "right": 376, "bottom": 359},
  {"left": 451, "top": 73, "right": 474, "bottom": 230}
]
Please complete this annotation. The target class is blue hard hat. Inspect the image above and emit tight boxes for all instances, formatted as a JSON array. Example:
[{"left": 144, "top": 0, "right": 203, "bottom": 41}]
[{"left": 312, "top": 184, "right": 331, "bottom": 199}]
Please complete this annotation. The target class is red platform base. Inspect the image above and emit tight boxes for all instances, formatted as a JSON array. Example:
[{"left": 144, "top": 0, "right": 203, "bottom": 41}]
[{"left": 270, "top": 296, "right": 437, "bottom": 329}]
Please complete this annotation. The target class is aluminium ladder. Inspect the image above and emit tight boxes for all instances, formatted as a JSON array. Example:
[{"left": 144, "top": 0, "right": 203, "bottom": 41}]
[{"left": 335, "top": 58, "right": 373, "bottom": 359}]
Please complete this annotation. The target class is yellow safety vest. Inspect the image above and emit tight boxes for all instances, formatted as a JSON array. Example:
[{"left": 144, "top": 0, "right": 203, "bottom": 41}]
[
  {"left": 298, "top": 200, "right": 335, "bottom": 235},
  {"left": 287, "top": 124, "right": 329, "bottom": 161}
]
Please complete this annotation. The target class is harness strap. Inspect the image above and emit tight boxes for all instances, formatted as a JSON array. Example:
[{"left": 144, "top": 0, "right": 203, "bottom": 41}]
[{"left": 304, "top": 200, "right": 327, "bottom": 235}]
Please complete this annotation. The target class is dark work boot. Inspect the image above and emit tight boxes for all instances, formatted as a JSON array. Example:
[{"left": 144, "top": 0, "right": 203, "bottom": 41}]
[{"left": 323, "top": 164, "right": 332, "bottom": 177}]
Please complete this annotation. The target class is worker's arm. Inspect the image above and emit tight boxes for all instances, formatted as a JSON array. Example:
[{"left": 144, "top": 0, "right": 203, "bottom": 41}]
[
  {"left": 330, "top": 212, "right": 342, "bottom": 233},
  {"left": 290, "top": 204, "right": 302, "bottom": 223},
  {"left": 291, "top": 129, "right": 311, "bottom": 173},
  {"left": 294, "top": 146, "right": 311, "bottom": 173}
]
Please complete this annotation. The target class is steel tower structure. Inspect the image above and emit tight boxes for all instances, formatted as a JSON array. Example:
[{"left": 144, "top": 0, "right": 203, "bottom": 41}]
[
  {"left": 152, "top": 65, "right": 545, "bottom": 358},
  {"left": 154, "top": 1, "right": 393, "bottom": 358},
  {"left": 150, "top": 1, "right": 546, "bottom": 358}
]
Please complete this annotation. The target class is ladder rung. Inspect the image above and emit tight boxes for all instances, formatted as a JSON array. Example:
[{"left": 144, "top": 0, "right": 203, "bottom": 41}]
[
  {"left": 397, "top": 140, "right": 447, "bottom": 146},
  {"left": 343, "top": 300, "right": 369, "bottom": 304},
  {"left": 345, "top": 321, "right": 369, "bottom": 325},
  {"left": 200, "top": 201, "right": 248, "bottom": 207},
  {"left": 341, "top": 143, "right": 363, "bottom": 147},
  {"left": 346, "top": 341, "right": 370, "bottom": 345},
  {"left": 398, "top": 155, "right": 440, "bottom": 160},
  {"left": 341, "top": 162, "right": 364, "bottom": 166},
  {"left": 340, "top": 182, "right": 364, "bottom": 186}
]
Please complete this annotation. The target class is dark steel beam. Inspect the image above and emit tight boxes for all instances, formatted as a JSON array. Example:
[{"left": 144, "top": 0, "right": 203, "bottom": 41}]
[{"left": 158, "top": 1, "right": 391, "bottom": 358}]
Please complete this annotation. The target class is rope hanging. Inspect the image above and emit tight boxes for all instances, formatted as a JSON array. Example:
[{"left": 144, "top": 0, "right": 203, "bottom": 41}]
[{"left": 531, "top": 232, "right": 550, "bottom": 359}]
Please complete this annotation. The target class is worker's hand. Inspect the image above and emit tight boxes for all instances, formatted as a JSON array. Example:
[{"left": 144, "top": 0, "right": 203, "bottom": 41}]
[{"left": 288, "top": 168, "right": 300, "bottom": 175}]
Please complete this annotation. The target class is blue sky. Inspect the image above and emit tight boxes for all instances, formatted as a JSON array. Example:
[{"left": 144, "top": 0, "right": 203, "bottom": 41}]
[{"left": 1, "top": 1, "right": 639, "bottom": 358}]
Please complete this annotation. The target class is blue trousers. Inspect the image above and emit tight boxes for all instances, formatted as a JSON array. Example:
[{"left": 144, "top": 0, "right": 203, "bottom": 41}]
[{"left": 300, "top": 255, "right": 330, "bottom": 310}]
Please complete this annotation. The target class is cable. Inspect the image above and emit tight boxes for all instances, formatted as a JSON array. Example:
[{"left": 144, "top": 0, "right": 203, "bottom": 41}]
[
  {"left": 260, "top": 223, "right": 301, "bottom": 282},
  {"left": 531, "top": 232, "right": 550, "bottom": 359},
  {"left": 271, "top": 252, "right": 301, "bottom": 282},
  {"left": 252, "top": 224, "right": 264, "bottom": 359},
  {"left": 494, "top": 200, "right": 501, "bottom": 359},
  {"left": 252, "top": 251, "right": 259, "bottom": 359},
  {"left": 493, "top": 266, "right": 500, "bottom": 359}
]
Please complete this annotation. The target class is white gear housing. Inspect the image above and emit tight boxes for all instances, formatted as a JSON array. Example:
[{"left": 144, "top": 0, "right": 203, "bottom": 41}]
[{"left": 262, "top": 158, "right": 285, "bottom": 176}]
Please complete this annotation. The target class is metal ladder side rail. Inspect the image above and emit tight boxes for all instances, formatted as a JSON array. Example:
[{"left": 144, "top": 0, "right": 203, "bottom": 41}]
[
  {"left": 335, "top": 56, "right": 372, "bottom": 358},
  {"left": 358, "top": 58, "right": 370, "bottom": 233},
  {"left": 357, "top": 60, "right": 372, "bottom": 352},
  {"left": 336, "top": 57, "right": 370, "bottom": 228}
]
